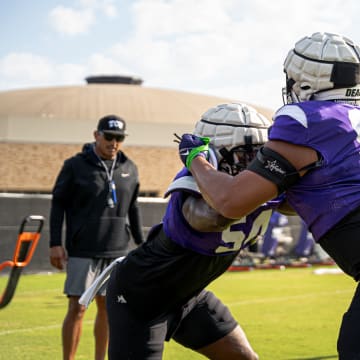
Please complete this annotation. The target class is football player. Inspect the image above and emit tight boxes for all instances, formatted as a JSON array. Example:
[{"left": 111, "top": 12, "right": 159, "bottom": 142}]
[
  {"left": 105, "top": 102, "right": 278, "bottom": 360},
  {"left": 179, "top": 32, "right": 360, "bottom": 359}
]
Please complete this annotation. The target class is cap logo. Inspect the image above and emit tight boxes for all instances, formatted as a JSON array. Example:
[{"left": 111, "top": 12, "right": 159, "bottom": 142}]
[{"left": 108, "top": 119, "right": 123, "bottom": 129}]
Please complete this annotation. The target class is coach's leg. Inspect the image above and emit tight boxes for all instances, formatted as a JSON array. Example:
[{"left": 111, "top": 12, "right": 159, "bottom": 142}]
[
  {"left": 94, "top": 295, "right": 108, "bottom": 360},
  {"left": 62, "top": 296, "right": 86, "bottom": 360},
  {"left": 197, "top": 324, "right": 258, "bottom": 360}
]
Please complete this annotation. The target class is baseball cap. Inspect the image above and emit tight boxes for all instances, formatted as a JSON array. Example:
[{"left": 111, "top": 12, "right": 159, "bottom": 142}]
[{"left": 97, "top": 115, "right": 127, "bottom": 135}]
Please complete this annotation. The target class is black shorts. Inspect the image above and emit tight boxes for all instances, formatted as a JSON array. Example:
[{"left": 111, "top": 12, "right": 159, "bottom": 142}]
[
  {"left": 112, "top": 224, "right": 237, "bottom": 320},
  {"left": 106, "top": 287, "right": 238, "bottom": 360},
  {"left": 319, "top": 205, "right": 360, "bottom": 281},
  {"left": 172, "top": 290, "right": 238, "bottom": 349}
]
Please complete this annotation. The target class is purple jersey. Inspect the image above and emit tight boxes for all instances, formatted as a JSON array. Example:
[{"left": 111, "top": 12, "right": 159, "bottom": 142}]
[
  {"left": 270, "top": 101, "right": 360, "bottom": 241},
  {"left": 163, "top": 168, "right": 278, "bottom": 256}
]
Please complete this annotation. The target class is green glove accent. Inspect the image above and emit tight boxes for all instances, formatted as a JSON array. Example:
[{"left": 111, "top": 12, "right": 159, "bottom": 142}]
[{"left": 185, "top": 137, "right": 210, "bottom": 169}]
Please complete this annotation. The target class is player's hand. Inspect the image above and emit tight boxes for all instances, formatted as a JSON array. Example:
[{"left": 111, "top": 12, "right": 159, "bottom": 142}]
[{"left": 174, "top": 133, "right": 210, "bottom": 169}]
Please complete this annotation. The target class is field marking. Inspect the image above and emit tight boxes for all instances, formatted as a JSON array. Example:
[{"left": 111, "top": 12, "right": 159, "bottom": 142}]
[
  {"left": 0, "top": 289, "right": 353, "bottom": 336},
  {"left": 17, "top": 288, "right": 60, "bottom": 295},
  {"left": 0, "top": 320, "right": 93, "bottom": 336},
  {"left": 228, "top": 289, "right": 354, "bottom": 307}
]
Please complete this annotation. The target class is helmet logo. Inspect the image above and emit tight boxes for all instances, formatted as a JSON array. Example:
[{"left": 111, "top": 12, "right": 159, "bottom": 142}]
[{"left": 346, "top": 88, "right": 360, "bottom": 97}]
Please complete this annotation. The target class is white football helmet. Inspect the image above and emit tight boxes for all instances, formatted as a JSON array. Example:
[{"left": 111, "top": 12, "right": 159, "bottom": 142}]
[
  {"left": 283, "top": 32, "right": 360, "bottom": 104},
  {"left": 193, "top": 103, "right": 271, "bottom": 175}
]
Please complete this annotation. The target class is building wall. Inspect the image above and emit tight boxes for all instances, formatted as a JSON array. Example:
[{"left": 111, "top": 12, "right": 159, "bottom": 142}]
[{"left": 0, "top": 142, "right": 182, "bottom": 196}]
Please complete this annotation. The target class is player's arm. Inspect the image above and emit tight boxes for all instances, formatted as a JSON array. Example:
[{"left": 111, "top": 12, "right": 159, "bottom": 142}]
[
  {"left": 189, "top": 140, "right": 318, "bottom": 219},
  {"left": 182, "top": 195, "right": 236, "bottom": 232}
]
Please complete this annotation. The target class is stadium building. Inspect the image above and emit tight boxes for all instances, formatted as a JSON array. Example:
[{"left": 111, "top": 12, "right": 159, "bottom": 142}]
[
  {"left": 0, "top": 75, "right": 275, "bottom": 272},
  {"left": 0, "top": 75, "right": 273, "bottom": 196}
]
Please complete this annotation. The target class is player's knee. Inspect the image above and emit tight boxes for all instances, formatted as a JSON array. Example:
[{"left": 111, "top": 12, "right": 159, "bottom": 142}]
[
  {"left": 222, "top": 325, "right": 259, "bottom": 360},
  {"left": 232, "top": 346, "right": 259, "bottom": 360},
  {"left": 247, "top": 351, "right": 259, "bottom": 360},
  {"left": 196, "top": 326, "right": 259, "bottom": 360}
]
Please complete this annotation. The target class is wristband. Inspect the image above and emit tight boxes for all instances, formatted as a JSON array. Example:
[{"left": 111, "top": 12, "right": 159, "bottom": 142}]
[{"left": 185, "top": 143, "right": 209, "bottom": 169}]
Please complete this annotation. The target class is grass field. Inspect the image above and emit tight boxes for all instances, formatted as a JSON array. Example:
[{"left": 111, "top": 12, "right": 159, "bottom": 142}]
[{"left": 0, "top": 266, "right": 355, "bottom": 360}]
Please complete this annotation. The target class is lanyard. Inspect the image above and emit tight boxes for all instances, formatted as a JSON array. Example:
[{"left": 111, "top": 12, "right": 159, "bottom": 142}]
[{"left": 93, "top": 146, "right": 117, "bottom": 208}]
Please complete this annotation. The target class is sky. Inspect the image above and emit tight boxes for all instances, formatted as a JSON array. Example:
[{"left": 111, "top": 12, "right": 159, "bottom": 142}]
[{"left": 1, "top": 0, "right": 360, "bottom": 111}]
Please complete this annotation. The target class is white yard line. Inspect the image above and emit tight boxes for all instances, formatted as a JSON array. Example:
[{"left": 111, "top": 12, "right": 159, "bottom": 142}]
[
  {"left": 0, "top": 289, "right": 353, "bottom": 336},
  {"left": 0, "top": 320, "right": 93, "bottom": 336},
  {"left": 228, "top": 288, "right": 353, "bottom": 307}
]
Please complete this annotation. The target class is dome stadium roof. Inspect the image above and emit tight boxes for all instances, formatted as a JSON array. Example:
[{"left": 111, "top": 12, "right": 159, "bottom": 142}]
[{"left": 0, "top": 80, "right": 273, "bottom": 147}]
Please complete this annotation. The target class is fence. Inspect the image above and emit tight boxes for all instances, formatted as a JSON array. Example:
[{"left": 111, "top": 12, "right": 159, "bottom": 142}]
[{"left": 0, "top": 193, "right": 168, "bottom": 273}]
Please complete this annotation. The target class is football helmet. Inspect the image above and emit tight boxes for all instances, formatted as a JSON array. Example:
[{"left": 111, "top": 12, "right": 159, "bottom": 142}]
[
  {"left": 283, "top": 32, "right": 360, "bottom": 104},
  {"left": 193, "top": 103, "right": 271, "bottom": 175}
]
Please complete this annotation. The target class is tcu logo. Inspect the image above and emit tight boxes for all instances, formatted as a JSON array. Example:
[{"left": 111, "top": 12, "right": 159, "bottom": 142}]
[{"left": 108, "top": 120, "right": 123, "bottom": 129}]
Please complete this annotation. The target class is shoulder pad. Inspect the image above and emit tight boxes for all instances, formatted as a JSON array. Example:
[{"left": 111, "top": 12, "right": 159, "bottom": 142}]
[
  {"left": 274, "top": 105, "right": 308, "bottom": 128},
  {"left": 164, "top": 175, "right": 200, "bottom": 198}
]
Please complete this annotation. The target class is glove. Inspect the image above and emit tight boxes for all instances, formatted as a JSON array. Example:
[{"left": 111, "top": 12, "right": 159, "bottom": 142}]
[{"left": 174, "top": 133, "right": 210, "bottom": 169}]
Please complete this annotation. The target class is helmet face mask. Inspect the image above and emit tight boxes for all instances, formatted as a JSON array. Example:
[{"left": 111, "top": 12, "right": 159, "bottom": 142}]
[
  {"left": 282, "top": 77, "right": 299, "bottom": 104},
  {"left": 193, "top": 103, "right": 271, "bottom": 175},
  {"left": 218, "top": 144, "right": 262, "bottom": 176},
  {"left": 283, "top": 32, "right": 360, "bottom": 104}
]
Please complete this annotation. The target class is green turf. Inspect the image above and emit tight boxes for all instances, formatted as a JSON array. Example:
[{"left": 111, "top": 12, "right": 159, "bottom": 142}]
[{"left": 0, "top": 266, "right": 355, "bottom": 359}]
